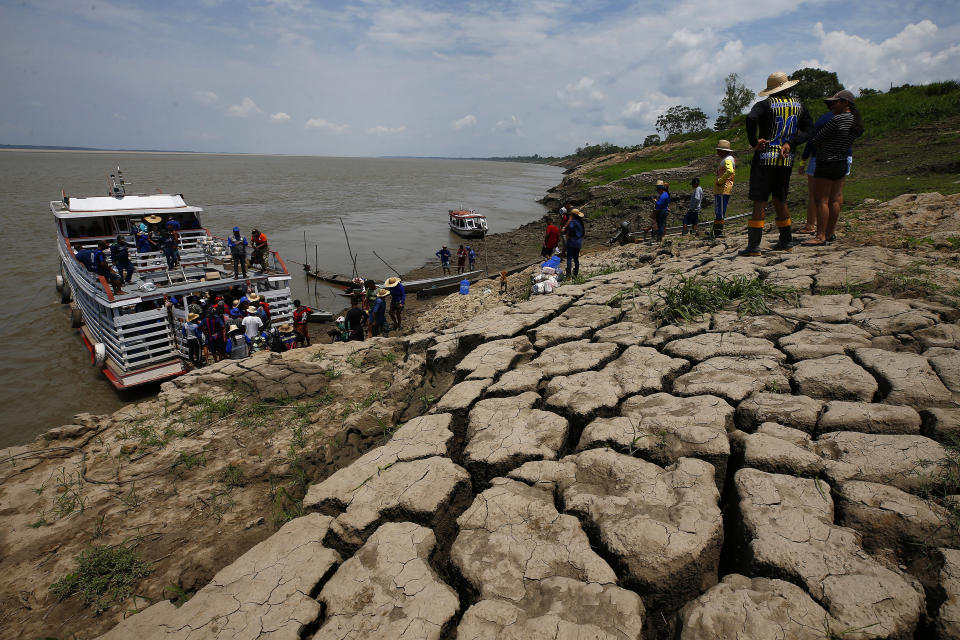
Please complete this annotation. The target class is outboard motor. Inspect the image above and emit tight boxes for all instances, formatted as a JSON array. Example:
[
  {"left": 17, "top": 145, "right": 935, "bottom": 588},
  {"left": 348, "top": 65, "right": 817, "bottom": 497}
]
[{"left": 608, "top": 220, "right": 632, "bottom": 246}]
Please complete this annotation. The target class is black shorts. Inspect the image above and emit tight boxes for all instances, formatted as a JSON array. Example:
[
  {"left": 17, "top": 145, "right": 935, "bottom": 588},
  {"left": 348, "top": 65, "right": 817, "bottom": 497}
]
[
  {"left": 390, "top": 301, "right": 403, "bottom": 311},
  {"left": 540, "top": 245, "right": 554, "bottom": 257},
  {"left": 814, "top": 159, "right": 847, "bottom": 180},
  {"left": 748, "top": 156, "right": 793, "bottom": 202}
]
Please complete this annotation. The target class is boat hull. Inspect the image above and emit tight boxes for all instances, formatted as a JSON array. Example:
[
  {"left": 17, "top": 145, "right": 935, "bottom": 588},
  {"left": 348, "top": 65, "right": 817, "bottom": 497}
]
[{"left": 448, "top": 223, "right": 487, "bottom": 238}]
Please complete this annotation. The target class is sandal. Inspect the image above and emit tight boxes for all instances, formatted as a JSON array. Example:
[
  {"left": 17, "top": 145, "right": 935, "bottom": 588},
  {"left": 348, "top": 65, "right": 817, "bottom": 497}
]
[
  {"left": 795, "top": 228, "right": 817, "bottom": 235},
  {"left": 801, "top": 238, "right": 826, "bottom": 247}
]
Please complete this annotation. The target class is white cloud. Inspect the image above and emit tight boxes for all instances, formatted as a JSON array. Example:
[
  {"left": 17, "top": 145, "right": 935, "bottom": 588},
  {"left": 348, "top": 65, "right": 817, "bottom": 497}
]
[
  {"left": 305, "top": 118, "right": 351, "bottom": 133},
  {"left": 193, "top": 90, "right": 219, "bottom": 105},
  {"left": 270, "top": 111, "right": 291, "bottom": 122},
  {"left": 620, "top": 92, "right": 674, "bottom": 130},
  {"left": 558, "top": 76, "right": 607, "bottom": 109},
  {"left": 226, "top": 97, "right": 263, "bottom": 117},
  {"left": 452, "top": 115, "right": 477, "bottom": 130},
  {"left": 493, "top": 115, "right": 523, "bottom": 135},
  {"left": 366, "top": 125, "right": 406, "bottom": 135},
  {"left": 813, "top": 20, "right": 960, "bottom": 89}
]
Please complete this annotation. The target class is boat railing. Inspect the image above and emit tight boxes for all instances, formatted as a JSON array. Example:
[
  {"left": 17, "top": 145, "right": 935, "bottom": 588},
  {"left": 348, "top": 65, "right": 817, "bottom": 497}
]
[{"left": 106, "top": 307, "right": 178, "bottom": 369}]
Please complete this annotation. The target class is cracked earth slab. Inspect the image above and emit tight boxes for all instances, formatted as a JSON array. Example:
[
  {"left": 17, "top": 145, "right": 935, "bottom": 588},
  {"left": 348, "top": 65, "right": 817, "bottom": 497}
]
[
  {"left": 853, "top": 347, "right": 953, "bottom": 408},
  {"left": 528, "top": 304, "right": 623, "bottom": 349},
  {"left": 777, "top": 322, "right": 874, "bottom": 360},
  {"left": 730, "top": 422, "right": 825, "bottom": 477},
  {"left": 450, "top": 477, "right": 617, "bottom": 603},
  {"left": 850, "top": 298, "right": 939, "bottom": 336},
  {"left": 509, "top": 450, "right": 721, "bottom": 611},
  {"left": 735, "top": 392, "right": 824, "bottom": 433},
  {"left": 311, "top": 522, "right": 458, "bottom": 640},
  {"left": 734, "top": 468, "right": 925, "bottom": 639},
  {"left": 672, "top": 356, "right": 789, "bottom": 402},
  {"left": 792, "top": 354, "right": 879, "bottom": 402},
  {"left": 488, "top": 340, "right": 618, "bottom": 395},
  {"left": 678, "top": 574, "right": 839, "bottom": 640},
  {"left": 662, "top": 332, "right": 786, "bottom": 363},
  {"left": 818, "top": 401, "right": 922, "bottom": 436},
  {"left": 99, "top": 514, "right": 341, "bottom": 640},
  {"left": 938, "top": 549, "right": 960, "bottom": 639},
  {"left": 455, "top": 336, "right": 535, "bottom": 381}
]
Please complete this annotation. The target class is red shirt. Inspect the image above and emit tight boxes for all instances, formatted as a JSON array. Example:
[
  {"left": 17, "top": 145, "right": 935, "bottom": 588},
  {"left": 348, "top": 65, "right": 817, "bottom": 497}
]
[{"left": 544, "top": 224, "right": 561, "bottom": 249}]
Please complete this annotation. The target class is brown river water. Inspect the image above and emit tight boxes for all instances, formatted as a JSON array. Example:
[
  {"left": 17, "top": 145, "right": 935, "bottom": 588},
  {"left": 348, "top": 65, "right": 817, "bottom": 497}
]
[{"left": 0, "top": 151, "right": 562, "bottom": 447}]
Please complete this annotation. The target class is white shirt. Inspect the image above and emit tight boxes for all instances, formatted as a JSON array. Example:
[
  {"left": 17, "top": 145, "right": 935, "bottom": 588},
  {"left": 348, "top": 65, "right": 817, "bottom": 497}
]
[{"left": 242, "top": 315, "right": 263, "bottom": 340}]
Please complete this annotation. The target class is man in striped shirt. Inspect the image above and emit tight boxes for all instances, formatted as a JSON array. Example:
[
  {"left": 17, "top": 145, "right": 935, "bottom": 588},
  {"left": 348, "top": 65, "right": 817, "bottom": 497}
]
[{"left": 740, "top": 72, "right": 813, "bottom": 256}]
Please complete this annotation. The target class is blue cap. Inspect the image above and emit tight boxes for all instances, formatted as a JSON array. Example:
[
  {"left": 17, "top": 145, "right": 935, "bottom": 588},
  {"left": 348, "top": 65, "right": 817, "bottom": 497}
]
[{"left": 233, "top": 227, "right": 240, "bottom": 233}]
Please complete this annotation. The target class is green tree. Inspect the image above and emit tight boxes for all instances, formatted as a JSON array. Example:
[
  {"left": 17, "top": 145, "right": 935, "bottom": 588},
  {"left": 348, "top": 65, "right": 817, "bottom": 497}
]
[
  {"left": 655, "top": 105, "right": 708, "bottom": 138},
  {"left": 790, "top": 67, "right": 844, "bottom": 101},
  {"left": 718, "top": 73, "right": 754, "bottom": 125},
  {"left": 858, "top": 87, "right": 881, "bottom": 97},
  {"left": 643, "top": 134, "right": 661, "bottom": 147}
]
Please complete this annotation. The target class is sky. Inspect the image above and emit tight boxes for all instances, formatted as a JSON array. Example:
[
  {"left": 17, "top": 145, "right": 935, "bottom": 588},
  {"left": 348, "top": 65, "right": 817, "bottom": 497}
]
[{"left": 1, "top": 0, "right": 958, "bottom": 157}]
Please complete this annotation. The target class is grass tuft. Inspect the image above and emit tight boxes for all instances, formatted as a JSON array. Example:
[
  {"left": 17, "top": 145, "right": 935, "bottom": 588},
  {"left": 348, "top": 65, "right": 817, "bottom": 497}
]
[
  {"left": 649, "top": 274, "right": 798, "bottom": 326},
  {"left": 50, "top": 545, "right": 152, "bottom": 614}
]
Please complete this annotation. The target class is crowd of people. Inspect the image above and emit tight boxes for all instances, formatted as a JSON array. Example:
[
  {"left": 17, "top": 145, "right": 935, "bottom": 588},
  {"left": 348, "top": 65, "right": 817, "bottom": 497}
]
[
  {"left": 330, "top": 276, "right": 406, "bottom": 342},
  {"left": 552, "top": 70, "right": 864, "bottom": 257}
]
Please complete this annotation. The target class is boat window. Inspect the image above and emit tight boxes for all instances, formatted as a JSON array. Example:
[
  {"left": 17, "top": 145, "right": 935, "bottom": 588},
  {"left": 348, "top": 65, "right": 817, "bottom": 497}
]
[
  {"left": 64, "top": 217, "right": 115, "bottom": 238},
  {"left": 168, "top": 212, "right": 201, "bottom": 230}
]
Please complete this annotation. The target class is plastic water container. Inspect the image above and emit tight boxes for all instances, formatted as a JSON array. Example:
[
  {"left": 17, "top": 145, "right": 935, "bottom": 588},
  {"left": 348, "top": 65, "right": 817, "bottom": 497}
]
[{"left": 459, "top": 279, "right": 470, "bottom": 295}]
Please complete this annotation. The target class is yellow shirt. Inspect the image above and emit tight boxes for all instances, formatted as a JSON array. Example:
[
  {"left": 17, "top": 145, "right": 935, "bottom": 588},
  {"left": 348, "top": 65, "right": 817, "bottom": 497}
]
[{"left": 714, "top": 155, "right": 735, "bottom": 195}]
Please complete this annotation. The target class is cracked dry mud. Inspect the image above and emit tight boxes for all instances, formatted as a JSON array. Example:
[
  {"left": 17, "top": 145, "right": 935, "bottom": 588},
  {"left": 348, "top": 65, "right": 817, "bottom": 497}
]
[{"left": 89, "top": 221, "right": 960, "bottom": 639}]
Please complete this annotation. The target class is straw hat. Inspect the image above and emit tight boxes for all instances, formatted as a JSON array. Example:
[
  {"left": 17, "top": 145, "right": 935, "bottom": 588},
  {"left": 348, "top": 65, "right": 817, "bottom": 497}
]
[
  {"left": 247, "top": 306, "right": 259, "bottom": 314},
  {"left": 715, "top": 139, "right": 733, "bottom": 152},
  {"left": 757, "top": 71, "right": 799, "bottom": 97},
  {"left": 247, "top": 293, "right": 261, "bottom": 303},
  {"left": 376, "top": 288, "right": 389, "bottom": 298},
  {"left": 277, "top": 323, "right": 293, "bottom": 333},
  {"left": 144, "top": 215, "right": 162, "bottom": 224},
  {"left": 571, "top": 209, "right": 584, "bottom": 217},
  {"left": 187, "top": 312, "right": 199, "bottom": 322},
  {"left": 655, "top": 180, "right": 666, "bottom": 188},
  {"left": 384, "top": 277, "right": 401, "bottom": 288}
]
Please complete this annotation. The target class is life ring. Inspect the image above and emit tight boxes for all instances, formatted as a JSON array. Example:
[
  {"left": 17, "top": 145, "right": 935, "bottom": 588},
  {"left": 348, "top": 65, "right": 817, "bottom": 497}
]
[
  {"left": 60, "top": 281, "right": 72, "bottom": 304},
  {"left": 70, "top": 306, "right": 83, "bottom": 328},
  {"left": 93, "top": 342, "right": 107, "bottom": 368},
  {"left": 56, "top": 274, "right": 64, "bottom": 292}
]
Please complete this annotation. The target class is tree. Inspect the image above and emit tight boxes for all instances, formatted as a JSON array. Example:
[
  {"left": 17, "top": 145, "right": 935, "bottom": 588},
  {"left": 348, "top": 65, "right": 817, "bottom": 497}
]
[
  {"left": 655, "top": 105, "right": 708, "bottom": 138},
  {"left": 790, "top": 67, "right": 844, "bottom": 102},
  {"left": 718, "top": 73, "right": 754, "bottom": 125},
  {"left": 713, "top": 115, "right": 730, "bottom": 131},
  {"left": 858, "top": 87, "right": 881, "bottom": 97},
  {"left": 643, "top": 134, "right": 661, "bottom": 147}
]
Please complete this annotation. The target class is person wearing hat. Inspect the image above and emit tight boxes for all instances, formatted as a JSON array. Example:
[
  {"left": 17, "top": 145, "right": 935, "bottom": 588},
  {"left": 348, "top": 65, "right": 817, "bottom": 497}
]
[
  {"left": 467, "top": 245, "right": 477, "bottom": 271},
  {"left": 565, "top": 209, "right": 585, "bottom": 277},
  {"left": 292, "top": 299, "right": 313, "bottom": 346},
  {"left": 683, "top": 177, "right": 703, "bottom": 236},
  {"left": 277, "top": 323, "right": 298, "bottom": 351},
  {"left": 384, "top": 276, "right": 406, "bottom": 330},
  {"left": 436, "top": 245, "right": 452, "bottom": 275},
  {"left": 741, "top": 71, "right": 814, "bottom": 256},
  {"left": 368, "top": 288, "right": 389, "bottom": 337},
  {"left": 251, "top": 228, "right": 269, "bottom": 271},
  {"left": 225, "top": 325, "right": 250, "bottom": 360},
  {"left": 651, "top": 181, "right": 671, "bottom": 242},
  {"left": 160, "top": 219, "right": 180, "bottom": 269},
  {"left": 110, "top": 234, "right": 136, "bottom": 283},
  {"left": 201, "top": 308, "right": 225, "bottom": 363},
  {"left": 345, "top": 294, "right": 366, "bottom": 342},
  {"left": 802, "top": 89, "right": 864, "bottom": 247},
  {"left": 227, "top": 227, "right": 248, "bottom": 279},
  {"left": 713, "top": 140, "right": 736, "bottom": 237},
  {"left": 242, "top": 305, "right": 263, "bottom": 341},
  {"left": 182, "top": 312, "right": 204, "bottom": 366}
]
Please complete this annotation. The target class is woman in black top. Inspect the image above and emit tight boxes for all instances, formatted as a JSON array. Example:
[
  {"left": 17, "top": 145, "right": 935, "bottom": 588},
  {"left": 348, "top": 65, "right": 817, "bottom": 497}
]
[{"left": 803, "top": 90, "right": 864, "bottom": 246}]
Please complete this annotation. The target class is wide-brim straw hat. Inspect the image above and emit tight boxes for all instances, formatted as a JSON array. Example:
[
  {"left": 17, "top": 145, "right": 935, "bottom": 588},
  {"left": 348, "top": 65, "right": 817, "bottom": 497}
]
[
  {"left": 824, "top": 89, "right": 857, "bottom": 106},
  {"left": 571, "top": 209, "right": 584, "bottom": 217},
  {"left": 144, "top": 215, "right": 162, "bottom": 224},
  {"left": 187, "top": 312, "right": 199, "bottom": 322},
  {"left": 277, "top": 323, "right": 293, "bottom": 333},
  {"left": 715, "top": 139, "right": 733, "bottom": 152},
  {"left": 247, "top": 293, "right": 261, "bottom": 302},
  {"left": 376, "top": 288, "right": 390, "bottom": 298},
  {"left": 655, "top": 180, "right": 666, "bottom": 187},
  {"left": 757, "top": 71, "right": 799, "bottom": 97},
  {"left": 384, "top": 277, "right": 401, "bottom": 288}
]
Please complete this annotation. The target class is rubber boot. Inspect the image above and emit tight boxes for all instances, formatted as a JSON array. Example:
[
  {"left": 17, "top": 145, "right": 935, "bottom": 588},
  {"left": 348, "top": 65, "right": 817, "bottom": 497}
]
[
  {"left": 712, "top": 220, "right": 724, "bottom": 238},
  {"left": 738, "top": 224, "right": 763, "bottom": 257},
  {"left": 769, "top": 219, "right": 793, "bottom": 251}
]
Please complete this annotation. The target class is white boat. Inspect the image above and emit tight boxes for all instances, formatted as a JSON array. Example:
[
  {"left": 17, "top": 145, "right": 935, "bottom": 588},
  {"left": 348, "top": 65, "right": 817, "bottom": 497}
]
[
  {"left": 448, "top": 209, "right": 487, "bottom": 238},
  {"left": 53, "top": 167, "right": 294, "bottom": 389}
]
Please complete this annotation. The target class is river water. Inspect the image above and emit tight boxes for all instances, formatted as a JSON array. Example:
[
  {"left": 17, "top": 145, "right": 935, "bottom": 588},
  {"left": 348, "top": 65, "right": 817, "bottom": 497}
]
[{"left": 0, "top": 151, "right": 562, "bottom": 447}]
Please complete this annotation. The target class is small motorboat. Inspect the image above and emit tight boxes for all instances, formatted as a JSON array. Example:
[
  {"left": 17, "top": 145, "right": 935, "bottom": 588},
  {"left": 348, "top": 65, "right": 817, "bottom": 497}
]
[{"left": 449, "top": 209, "right": 487, "bottom": 238}]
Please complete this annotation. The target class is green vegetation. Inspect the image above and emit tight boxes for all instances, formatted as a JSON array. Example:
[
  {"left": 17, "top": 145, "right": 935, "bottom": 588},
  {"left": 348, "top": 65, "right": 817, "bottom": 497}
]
[
  {"left": 649, "top": 274, "right": 799, "bottom": 326},
  {"left": 219, "top": 464, "right": 246, "bottom": 488},
  {"left": 50, "top": 545, "right": 152, "bottom": 614}
]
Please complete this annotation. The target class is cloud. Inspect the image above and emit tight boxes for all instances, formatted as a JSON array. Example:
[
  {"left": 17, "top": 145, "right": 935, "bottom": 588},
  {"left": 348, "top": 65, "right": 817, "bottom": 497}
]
[
  {"left": 270, "top": 111, "right": 291, "bottom": 122},
  {"left": 366, "top": 125, "right": 406, "bottom": 135},
  {"left": 813, "top": 20, "right": 960, "bottom": 89},
  {"left": 226, "top": 97, "right": 263, "bottom": 117},
  {"left": 493, "top": 115, "right": 523, "bottom": 135},
  {"left": 452, "top": 115, "right": 477, "bottom": 130},
  {"left": 620, "top": 92, "right": 673, "bottom": 130},
  {"left": 305, "top": 118, "right": 351, "bottom": 133},
  {"left": 558, "top": 76, "right": 607, "bottom": 109},
  {"left": 193, "top": 90, "right": 219, "bottom": 106}
]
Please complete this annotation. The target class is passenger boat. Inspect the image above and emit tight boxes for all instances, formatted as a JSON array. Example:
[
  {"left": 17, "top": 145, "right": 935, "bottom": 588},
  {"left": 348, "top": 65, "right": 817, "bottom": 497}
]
[
  {"left": 448, "top": 209, "right": 487, "bottom": 238},
  {"left": 54, "top": 167, "right": 294, "bottom": 389}
]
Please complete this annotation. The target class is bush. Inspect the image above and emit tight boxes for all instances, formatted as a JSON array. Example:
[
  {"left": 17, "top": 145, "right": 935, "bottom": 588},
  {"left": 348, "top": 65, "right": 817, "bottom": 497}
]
[{"left": 50, "top": 545, "right": 152, "bottom": 613}]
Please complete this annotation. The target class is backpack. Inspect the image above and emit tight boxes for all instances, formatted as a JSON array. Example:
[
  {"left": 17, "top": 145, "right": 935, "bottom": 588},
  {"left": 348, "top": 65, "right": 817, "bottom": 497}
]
[{"left": 268, "top": 328, "right": 285, "bottom": 353}]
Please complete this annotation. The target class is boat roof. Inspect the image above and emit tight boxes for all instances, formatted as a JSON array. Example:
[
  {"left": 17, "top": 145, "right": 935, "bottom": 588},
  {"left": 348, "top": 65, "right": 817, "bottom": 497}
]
[
  {"left": 52, "top": 193, "right": 202, "bottom": 219},
  {"left": 450, "top": 209, "right": 484, "bottom": 218}
]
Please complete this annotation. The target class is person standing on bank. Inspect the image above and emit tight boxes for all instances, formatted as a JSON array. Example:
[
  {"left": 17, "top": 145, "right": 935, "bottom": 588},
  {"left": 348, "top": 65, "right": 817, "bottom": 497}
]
[
  {"left": 565, "top": 209, "right": 584, "bottom": 277},
  {"left": 228, "top": 227, "right": 248, "bottom": 279},
  {"left": 467, "top": 245, "right": 476, "bottom": 271},
  {"left": 436, "top": 245, "right": 452, "bottom": 275},
  {"left": 713, "top": 140, "right": 736, "bottom": 237},
  {"left": 803, "top": 89, "right": 864, "bottom": 247},
  {"left": 384, "top": 276, "right": 405, "bottom": 331},
  {"left": 542, "top": 216, "right": 561, "bottom": 258},
  {"left": 740, "top": 71, "right": 813, "bottom": 256},
  {"left": 292, "top": 299, "right": 312, "bottom": 347},
  {"left": 683, "top": 178, "right": 703, "bottom": 236},
  {"left": 456, "top": 244, "right": 467, "bottom": 274},
  {"left": 652, "top": 180, "right": 671, "bottom": 241}
]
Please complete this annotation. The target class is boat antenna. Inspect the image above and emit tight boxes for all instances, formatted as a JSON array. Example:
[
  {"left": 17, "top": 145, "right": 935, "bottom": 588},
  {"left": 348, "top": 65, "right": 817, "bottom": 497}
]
[
  {"left": 372, "top": 250, "right": 403, "bottom": 278},
  {"left": 339, "top": 217, "right": 358, "bottom": 279}
]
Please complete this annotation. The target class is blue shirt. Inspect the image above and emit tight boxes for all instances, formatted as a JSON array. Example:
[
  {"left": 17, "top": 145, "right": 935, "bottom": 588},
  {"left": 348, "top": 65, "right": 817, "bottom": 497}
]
[
  {"left": 369, "top": 297, "right": 386, "bottom": 323},
  {"left": 565, "top": 217, "right": 584, "bottom": 249},
  {"left": 110, "top": 241, "right": 131, "bottom": 264},
  {"left": 389, "top": 283, "right": 406, "bottom": 305},
  {"left": 436, "top": 248, "right": 451, "bottom": 263},
  {"left": 655, "top": 191, "right": 670, "bottom": 213},
  {"left": 75, "top": 248, "right": 97, "bottom": 271}
]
